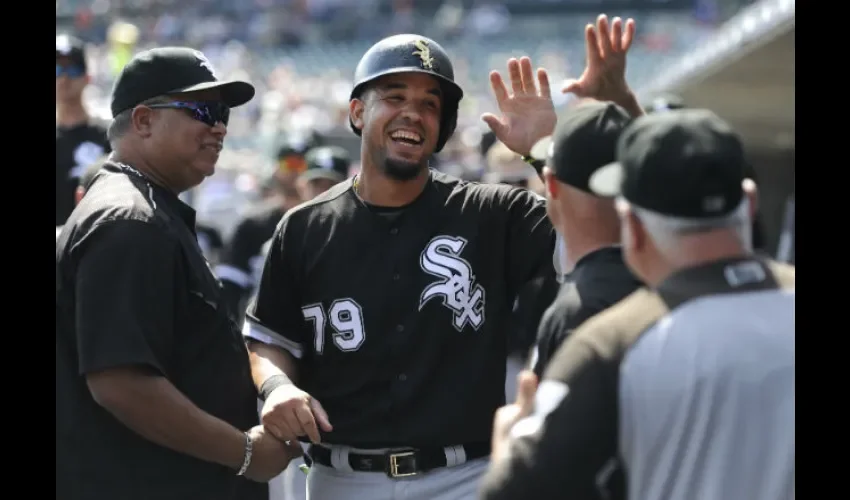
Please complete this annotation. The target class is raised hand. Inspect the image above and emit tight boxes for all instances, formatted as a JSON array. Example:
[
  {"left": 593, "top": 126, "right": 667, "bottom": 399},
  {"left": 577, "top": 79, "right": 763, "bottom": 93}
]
[
  {"left": 481, "top": 56, "right": 557, "bottom": 157},
  {"left": 562, "top": 14, "right": 637, "bottom": 105}
]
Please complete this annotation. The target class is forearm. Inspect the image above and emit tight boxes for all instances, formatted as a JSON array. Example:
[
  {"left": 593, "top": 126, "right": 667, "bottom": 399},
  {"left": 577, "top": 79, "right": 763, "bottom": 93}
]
[
  {"left": 87, "top": 367, "right": 245, "bottom": 470},
  {"left": 247, "top": 340, "right": 300, "bottom": 388},
  {"left": 614, "top": 90, "right": 645, "bottom": 118}
]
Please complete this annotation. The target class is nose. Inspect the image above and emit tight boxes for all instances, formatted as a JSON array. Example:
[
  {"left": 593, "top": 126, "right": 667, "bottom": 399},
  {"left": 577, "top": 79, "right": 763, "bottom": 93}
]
[
  {"left": 399, "top": 105, "right": 424, "bottom": 125},
  {"left": 210, "top": 120, "right": 227, "bottom": 138}
]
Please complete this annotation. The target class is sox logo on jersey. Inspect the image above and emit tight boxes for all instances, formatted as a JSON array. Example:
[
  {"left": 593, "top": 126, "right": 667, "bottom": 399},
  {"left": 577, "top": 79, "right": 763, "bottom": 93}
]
[{"left": 418, "top": 235, "right": 486, "bottom": 332}]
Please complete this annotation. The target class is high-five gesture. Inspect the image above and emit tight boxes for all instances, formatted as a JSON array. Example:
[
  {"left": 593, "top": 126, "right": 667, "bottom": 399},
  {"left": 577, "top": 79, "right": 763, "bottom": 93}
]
[
  {"left": 481, "top": 56, "right": 557, "bottom": 157},
  {"left": 562, "top": 15, "right": 637, "bottom": 106}
]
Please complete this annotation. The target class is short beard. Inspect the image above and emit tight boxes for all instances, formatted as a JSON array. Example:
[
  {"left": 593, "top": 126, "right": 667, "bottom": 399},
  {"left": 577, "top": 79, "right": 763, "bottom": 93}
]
[{"left": 381, "top": 157, "right": 427, "bottom": 181}]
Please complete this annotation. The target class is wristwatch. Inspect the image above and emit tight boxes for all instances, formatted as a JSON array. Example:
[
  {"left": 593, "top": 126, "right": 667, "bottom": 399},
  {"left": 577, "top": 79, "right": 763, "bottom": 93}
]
[{"left": 521, "top": 155, "right": 545, "bottom": 173}]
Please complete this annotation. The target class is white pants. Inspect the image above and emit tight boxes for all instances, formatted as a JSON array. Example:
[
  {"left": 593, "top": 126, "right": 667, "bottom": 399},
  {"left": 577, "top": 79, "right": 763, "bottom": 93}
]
[
  {"left": 265, "top": 356, "right": 521, "bottom": 499},
  {"left": 305, "top": 445, "right": 489, "bottom": 500}
]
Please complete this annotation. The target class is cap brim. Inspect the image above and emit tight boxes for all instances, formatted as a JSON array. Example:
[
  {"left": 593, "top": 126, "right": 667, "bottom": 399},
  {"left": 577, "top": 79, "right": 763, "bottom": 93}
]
[
  {"left": 174, "top": 80, "right": 256, "bottom": 108},
  {"left": 529, "top": 136, "right": 554, "bottom": 162},
  {"left": 299, "top": 169, "right": 346, "bottom": 183},
  {"left": 588, "top": 162, "right": 624, "bottom": 198}
]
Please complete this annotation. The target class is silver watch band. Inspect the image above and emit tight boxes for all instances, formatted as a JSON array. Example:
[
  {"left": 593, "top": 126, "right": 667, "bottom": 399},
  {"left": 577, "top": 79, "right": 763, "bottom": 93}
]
[{"left": 237, "top": 432, "right": 253, "bottom": 476}]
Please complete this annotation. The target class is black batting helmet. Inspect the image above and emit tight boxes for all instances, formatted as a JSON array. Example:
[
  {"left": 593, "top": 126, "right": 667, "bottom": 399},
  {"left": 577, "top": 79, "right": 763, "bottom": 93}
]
[{"left": 349, "top": 34, "right": 463, "bottom": 153}]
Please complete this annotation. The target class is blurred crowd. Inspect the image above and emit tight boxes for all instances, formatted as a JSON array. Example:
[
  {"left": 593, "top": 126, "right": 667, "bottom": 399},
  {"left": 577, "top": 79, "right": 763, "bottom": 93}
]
[{"left": 57, "top": 0, "right": 722, "bottom": 236}]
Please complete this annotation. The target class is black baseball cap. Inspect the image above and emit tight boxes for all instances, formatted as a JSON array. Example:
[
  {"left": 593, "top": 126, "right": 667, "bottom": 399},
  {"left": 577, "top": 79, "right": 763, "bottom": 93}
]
[
  {"left": 56, "top": 34, "right": 87, "bottom": 70},
  {"left": 529, "top": 101, "right": 632, "bottom": 193},
  {"left": 301, "top": 146, "right": 351, "bottom": 183},
  {"left": 277, "top": 132, "right": 321, "bottom": 159},
  {"left": 590, "top": 109, "right": 746, "bottom": 218},
  {"left": 110, "top": 47, "right": 255, "bottom": 117}
]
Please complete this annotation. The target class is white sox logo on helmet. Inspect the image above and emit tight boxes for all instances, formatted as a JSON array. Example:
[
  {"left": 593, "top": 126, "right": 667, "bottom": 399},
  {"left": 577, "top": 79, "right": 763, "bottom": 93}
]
[{"left": 418, "top": 235, "right": 486, "bottom": 331}]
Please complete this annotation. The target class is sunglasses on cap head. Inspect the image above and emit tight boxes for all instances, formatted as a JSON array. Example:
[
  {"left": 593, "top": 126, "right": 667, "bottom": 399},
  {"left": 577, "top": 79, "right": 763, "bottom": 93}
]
[
  {"left": 56, "top": 64, "right": 85, "bottom": 79},
  {"left": 278, "top": 155, "right": 308, "bottom": 174},
  {"left": 145, "top": 101, "right": 231, "bottom": 127}
]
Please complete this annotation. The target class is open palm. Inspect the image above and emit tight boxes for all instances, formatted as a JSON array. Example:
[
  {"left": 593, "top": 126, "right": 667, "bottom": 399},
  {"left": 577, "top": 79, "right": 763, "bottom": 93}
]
[
  {"left": 481, "top": 56, "right": 557, "bottom": 157},
  {"left": 562, "top": 15, "right": 636, "bottom": 103}
]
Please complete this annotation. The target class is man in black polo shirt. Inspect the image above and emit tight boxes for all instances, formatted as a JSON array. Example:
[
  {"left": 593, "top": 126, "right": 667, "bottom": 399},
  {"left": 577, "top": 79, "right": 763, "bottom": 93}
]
[
  {"left": 55, "top": 47, "right": 300, "bottom": 500},
  {"left": 526, "top": 101, "right": 643, "bottom": 377},
  {"left": 56, "top": 33, "right": 111, "bottom": 226},
  {"left": 480, "top": 109, "right": 795, "bottom": 500}
]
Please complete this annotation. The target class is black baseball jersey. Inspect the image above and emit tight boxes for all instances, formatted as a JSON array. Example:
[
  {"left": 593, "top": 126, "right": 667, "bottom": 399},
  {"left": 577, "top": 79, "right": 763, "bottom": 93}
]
[
  {"left": 507, "top": 275, "right": 559, "bottom": 359},
  {"left": 56, "top": 120, "right": 110, "bottom": 225},
  {"left": 56, "top": 161, "right": 261, "bottom": 500},
  {"left": 216, "top": 199, "right": 286, "bottom": 322},
  {"left": 532, "top": 246, "right": 642, "bottom": 377},
  {"left": 480, "top": 258, "right": 795, "bottom": 500},
  {"left": 245, "top": 170, "right": 555, "bottom": 448}
]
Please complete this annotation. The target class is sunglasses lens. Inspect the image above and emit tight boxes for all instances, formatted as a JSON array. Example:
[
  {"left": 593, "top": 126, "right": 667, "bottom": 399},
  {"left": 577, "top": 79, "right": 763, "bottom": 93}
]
[
  {"left": 194, "top": 102, "right": 230, "bottom": 126},
  {"left": 56, "top": 65, "right": 83, "bottom": 78},
  {"left": 279, "top": 156, "right": 307, "bottom": 174}
]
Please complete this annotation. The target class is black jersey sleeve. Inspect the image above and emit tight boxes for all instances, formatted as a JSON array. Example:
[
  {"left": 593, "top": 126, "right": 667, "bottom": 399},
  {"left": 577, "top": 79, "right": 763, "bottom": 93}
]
[
  {"left": 503, "top": 188, "right": 555, "bottom": 298},
  {"left": 243, "top": 216, "right": 309, "bottom": 359},
  {"left": 74, "top": 220, "right": 178, "bottom": 376},
  {"left": 480, "top": 336, "right": 620, "bottom": 500}
]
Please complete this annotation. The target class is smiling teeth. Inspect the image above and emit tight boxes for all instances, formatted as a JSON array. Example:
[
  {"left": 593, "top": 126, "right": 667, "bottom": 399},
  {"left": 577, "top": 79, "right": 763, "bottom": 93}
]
[{"left": 391, "top": 130, "right": 421, "bottom": 143}]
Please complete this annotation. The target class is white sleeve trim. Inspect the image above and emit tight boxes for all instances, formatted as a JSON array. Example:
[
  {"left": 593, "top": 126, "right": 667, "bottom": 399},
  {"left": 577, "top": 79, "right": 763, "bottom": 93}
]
[
  {"left": 242, "top": 319, "right": 304, "bottom": 359},
  {"left": 216, "top": 264, "right": 253, "bottom": 288}
]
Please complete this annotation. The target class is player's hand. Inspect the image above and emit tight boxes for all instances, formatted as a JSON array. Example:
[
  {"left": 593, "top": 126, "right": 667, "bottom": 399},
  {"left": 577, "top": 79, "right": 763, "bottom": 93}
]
[
  {"left": 243, "top": 425, "right": 304, "bottom": 482},
  {"left": 261, "top": 384, "right": 333, "bottom": 444},
  {"left": 491, "top": 370, "right": 538, "bottom": 462},
  {"left": 562, "top": 15, "right": 636, "bottom": 105},
  {"left": 481, "top": 56, "right": 557, "bottom": 157}
]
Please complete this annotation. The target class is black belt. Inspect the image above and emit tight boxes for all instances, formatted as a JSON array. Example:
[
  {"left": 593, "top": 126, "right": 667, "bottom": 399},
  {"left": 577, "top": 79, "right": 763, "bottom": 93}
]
[{"left": 307, "top": 442, "right": 490, "bottom": 478}]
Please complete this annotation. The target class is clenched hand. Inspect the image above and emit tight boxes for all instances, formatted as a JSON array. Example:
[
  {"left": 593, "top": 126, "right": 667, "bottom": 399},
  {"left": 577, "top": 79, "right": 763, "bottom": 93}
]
[
  {"left": 261, "top": 384, "right": 333, "bottom": 444},
  {"left": 243, "top": 425, "right": 304, "bottom": 482}
]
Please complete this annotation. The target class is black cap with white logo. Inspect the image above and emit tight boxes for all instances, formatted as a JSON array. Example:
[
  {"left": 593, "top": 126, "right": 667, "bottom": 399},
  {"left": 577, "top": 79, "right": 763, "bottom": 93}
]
[
  {"left": 110, "top": 47, "right": 255, "bottom": 117},
  {"left": 301, "top": 146, "right": 351, "bottom": 183},
  {"left": 530, "top": 101, "right": 632, "bottom": 194},
  {"left": 589, "top": 109, "right": 746, "bottom": 218},
  {"left": 56, "top": 34, "right": 87, "bottom": 70}
]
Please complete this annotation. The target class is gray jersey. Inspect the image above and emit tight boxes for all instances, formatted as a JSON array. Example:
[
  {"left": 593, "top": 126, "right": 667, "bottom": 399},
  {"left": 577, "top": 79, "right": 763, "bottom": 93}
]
[
  {"left": 480, "top": 257, "right": 795, "bottom": 500},
  {"left": 620, "top": 280, "right": 795, "bottom": 500}
]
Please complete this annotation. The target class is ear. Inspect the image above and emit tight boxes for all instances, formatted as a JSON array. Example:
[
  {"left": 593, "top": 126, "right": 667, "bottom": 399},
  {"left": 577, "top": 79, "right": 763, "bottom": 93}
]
[
  {"left": 742, "top": 178, "right": 758, "bottom": 218},
  {"left": 84, "top": 74, "right": 91, "bottom": 86},
  {"left": 349, "top": 98, "right": 365, "bottom": 133},
  {"left": 132, "top": 106, "right": 155, "bottom": 138},
  {"left": 624, "top": 208, "right": 646, "bottom": 252},
  {"left": 74, "top": 186, "right": 85, "bottom": 205},
  {"left": 542, "top": 167, "right": 558, "bottom": 200}
]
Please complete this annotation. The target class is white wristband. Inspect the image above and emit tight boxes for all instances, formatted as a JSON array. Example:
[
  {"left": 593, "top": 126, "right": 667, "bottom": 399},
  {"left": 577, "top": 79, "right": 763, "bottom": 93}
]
[{"left": 236, "top": 432, "right": 253, "bottom": 476}]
